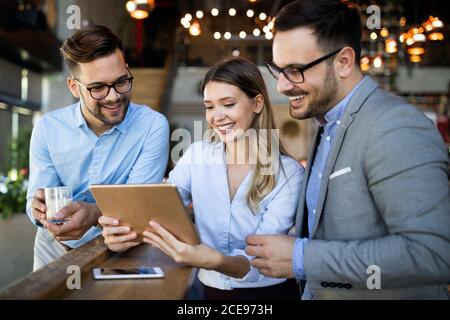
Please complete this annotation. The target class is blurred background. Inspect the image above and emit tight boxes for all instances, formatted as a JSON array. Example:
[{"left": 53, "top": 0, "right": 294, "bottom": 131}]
[{"left": 0, "top": 0, "right": 449, "bottom": 289}]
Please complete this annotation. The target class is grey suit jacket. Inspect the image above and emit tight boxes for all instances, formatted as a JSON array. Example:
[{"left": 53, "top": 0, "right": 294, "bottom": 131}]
[{"left": 295, "top": 76, "right": 450, "bottom": 300}]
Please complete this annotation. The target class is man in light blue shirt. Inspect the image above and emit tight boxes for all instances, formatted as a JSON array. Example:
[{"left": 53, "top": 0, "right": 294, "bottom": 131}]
[{"left": 27, "top": 25, "right": 169, "bottom": 270}]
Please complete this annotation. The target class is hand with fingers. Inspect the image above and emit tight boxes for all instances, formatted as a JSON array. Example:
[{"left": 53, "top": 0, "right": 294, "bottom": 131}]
[
  {"left": 245, "top": 234, "right": 296, "bottom": 279},
  {"left": 31, "top": 188, "right": 47, "bottom": 226},
  {"left": 143, "top": 221, "right": 223, "bottom": 269},
  {"left": 98, "top": 216, "right": 140, "bottom": 253},
  {"left": 44, "top": 201, "right": 102, "bottom": 241}
]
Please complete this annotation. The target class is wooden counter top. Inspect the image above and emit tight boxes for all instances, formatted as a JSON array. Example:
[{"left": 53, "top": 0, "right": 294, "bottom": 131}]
[{"left": 0, "top": 236, "right": 196, "bottom": 300}]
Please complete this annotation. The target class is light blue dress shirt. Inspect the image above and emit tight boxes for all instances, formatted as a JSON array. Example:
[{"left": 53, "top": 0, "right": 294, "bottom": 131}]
[
  {"left": 293, "top": 77, "right": 367, "bottom": 280},
  {"left": 26, "top": 102, "right": 170, "bottom": 248},
  {"left": 168, "top": 140, "right": 304, "bottom": 290}
]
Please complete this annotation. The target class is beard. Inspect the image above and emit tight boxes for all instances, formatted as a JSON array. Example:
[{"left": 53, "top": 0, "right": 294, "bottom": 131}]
[
  {"left": 289, "top": 66, "right": 339, "bottom": 121},
  {"left": 80, "top": 93, "right": 130, "bottom": 126}
]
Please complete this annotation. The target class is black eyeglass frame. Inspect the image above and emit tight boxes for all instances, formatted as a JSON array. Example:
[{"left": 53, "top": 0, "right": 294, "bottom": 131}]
[
  {"left": 266, "top": 48, "right": 343, "bottom": 84},
  {"left": 72, "top": 70, "right": 134, "bottom": 100}
]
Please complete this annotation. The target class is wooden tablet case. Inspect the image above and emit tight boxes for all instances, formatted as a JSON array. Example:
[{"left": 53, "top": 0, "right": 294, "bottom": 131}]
[{"left": 90, "top": 184, "right": 200, "bottom": 245}]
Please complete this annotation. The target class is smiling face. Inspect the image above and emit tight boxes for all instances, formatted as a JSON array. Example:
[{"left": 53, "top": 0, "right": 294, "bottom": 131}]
[
  {"left": 67, "top": 48, "right": 131, "bottom": 131},
  {"left": 203, "top": 81, "right": 262, "bottom": 144},
  {"left": 273, "top": 27, "right": 340, "bottom": 122}
]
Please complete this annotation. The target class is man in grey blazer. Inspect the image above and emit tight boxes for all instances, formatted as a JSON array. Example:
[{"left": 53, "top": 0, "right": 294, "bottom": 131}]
[{"left": 246, "top": 0, "right": 450, "bottom": 299}]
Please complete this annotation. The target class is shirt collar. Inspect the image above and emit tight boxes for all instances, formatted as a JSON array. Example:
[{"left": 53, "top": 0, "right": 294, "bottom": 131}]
[
  {"left": 75, "top": 101, "right": 131, "bottom": 135},
  {"left": 318, "top": 75, "right": 367, "bottom": 127}
]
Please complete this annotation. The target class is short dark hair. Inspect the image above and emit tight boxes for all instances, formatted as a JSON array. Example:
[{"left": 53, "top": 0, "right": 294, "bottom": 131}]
[
  {"left": 275, "top": 0, "right": 362, "bottom": 62},
  {"left": 60, "top": 25, "right": 124, "bottom": 74}
]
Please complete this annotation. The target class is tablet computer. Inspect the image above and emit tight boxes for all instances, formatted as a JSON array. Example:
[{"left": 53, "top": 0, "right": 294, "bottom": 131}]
[{"left": 89, "top": 184, "right": 200, "bottom": 245}]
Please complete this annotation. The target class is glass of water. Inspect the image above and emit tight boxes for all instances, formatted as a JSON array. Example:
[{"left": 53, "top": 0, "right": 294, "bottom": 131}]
[{"left": 44, "top": 186, "right": 72, "bottom": 224}]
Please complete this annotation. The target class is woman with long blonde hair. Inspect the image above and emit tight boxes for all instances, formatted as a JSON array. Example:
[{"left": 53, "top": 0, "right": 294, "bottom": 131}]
[{"left": 100, "top": 57, "right": 304, "bottom": 299}]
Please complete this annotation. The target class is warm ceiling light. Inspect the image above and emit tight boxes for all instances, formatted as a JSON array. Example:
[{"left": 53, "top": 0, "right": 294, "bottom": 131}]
[
  {"left": 247, "top": 10, "right": 254, "bottom": 17},
  {"left": 126, "top": 0, "right": 155, "bottom": 19},
  {"left": 126, "top": 1, "right": 136, "bottom": 12},
  {"left": 196, "top": 11, "right": 204, "bottom": 19},
  {"left": 431, "top": 17, "right": 444, "bottom": 28},
  {"left": 229, "top": 8, "right": 236, "bottom": 16},
  {"left": 253, "top": 28, "right": 260, "bottom": 37},
  {"left": 361, "top": 56, "right": 370, "bottom": 65},
  {"left": 428, "top": 32, "right": 444, "bottom": 41},
  {"left": 189, "top": 20, "right": 201, "bottom": 36},
  {"left": 380, "top": 27, "right": 389, "bottom": 37},
  {"left": 224, "top": 32, "right": 231, "bottom": 40},
  {"left": 373, "top": 56, "right": 383, "bottom": 68},
  {"left": 360, "top": 56, "right": 370, "bottom": 72},
  {"left": 412, "top": 33, "right": 426, "bottom": 42},
  {"left": 213, "top": 32, "right": 221, "bottom": 40},
  {"left": 424, "top": 16, "right": 445, "bottom": 41},
  {"left": 211, "top": 8, "right": 219, "bottom": 16},
  {"left": 259, "top": 13, "right": 267, "bottom": 21},
  {"left": 385, "top": 38, "right": 398, "bottom": 54},
  {"left": 265, "top": 32, "right": 273, "bottom": 40},
  {"left": 410, "top": 55, "right": 422, "bottom": 63},
  {"left": 239, "top": 31, "right": 246, "bottom": 39},
  {"left": 185, "top": 13, "right": 192, "bottom": 21},
  {"left": 180, "top": 18, "right": 190, "bottom": 28},
  {"left": 423, "top": 20, "right": 433, "bottom": 32},
  {"left": 131, "top": 10, "right": 149, "bottom": 19},
  {"left": 407, "top": 46, "right": 425, "bottom": 56},
  {"left": 370, "top": 32, "right": 377, "bottom": 40},
  {"left": 400, "top": 17, "right": 407, "bottom": 27},
  {"left": 405, "top": 37, "right": 415, "bottom": 46}
]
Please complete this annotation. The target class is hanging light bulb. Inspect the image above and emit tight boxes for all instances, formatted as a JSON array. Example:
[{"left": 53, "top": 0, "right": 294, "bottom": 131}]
[
  {"left": 196, "top": 11, "right": 204, "bottom": 19},
  {"left": 425, "top": 16, "right": 445, "bottom": 41},
  {"left": 373, "top": 55, "right": 383, "bottom": 69},
  {"left": 189, "top": 20, "right": 201, "bottom": 36},
  {"left": 385, "top": 38, "right": 398, "bottom": 54},
  {"left": 410, "top": 55, "right": 422, "bottom": 63},
  {"left": 360, "top": 56, "right": 370, "bottom": 71},
  {"left": 406, "top": 26, "right": 426, "bottom": 56},
  {"left": 126, "top": 0, "right": 155, "bottom": 20},
  {"left": 211, "top": 8, "right": 219, "bottom": 16}
]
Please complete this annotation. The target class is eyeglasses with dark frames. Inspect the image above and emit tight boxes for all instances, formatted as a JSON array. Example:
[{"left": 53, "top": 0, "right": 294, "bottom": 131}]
[
  {"left": 266, "top": 48, "right": 343, "bottom": 84},
  {"left": 72, "top": 70, "right": 134, "bottom": 100}
]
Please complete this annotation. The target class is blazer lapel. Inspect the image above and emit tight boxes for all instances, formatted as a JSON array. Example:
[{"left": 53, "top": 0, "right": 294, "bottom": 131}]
[{"left": 310, "top": 76, "right": 379, "bottom": 238}]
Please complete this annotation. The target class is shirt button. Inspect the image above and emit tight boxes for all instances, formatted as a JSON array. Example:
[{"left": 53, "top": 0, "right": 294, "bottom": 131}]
[
  {"left": 313, "top": 209, "right": 316, "bottom": 214},
  {"left": 326, "top": 136, "right": 331, "bottom": 141},
  {"left": 318, "top": 173, "right": 323, "bottom": 178},
  {"left": 336, "top": 120, "right": 341, "bottom": 125}
]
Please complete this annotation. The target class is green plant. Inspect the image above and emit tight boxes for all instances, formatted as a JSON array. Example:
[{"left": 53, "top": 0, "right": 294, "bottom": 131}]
[
  {"left": 0, "top": 127, "right": 32, "bottom": 219},
  {"left": 0, "top": 169, "right": 28, "bottom": 220}
]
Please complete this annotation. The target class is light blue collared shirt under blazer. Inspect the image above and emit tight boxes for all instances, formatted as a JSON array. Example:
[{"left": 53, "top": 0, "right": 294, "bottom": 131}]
[
  {"left": 26, "top": 101, "right": 170, "bottom": 248},
  {"left": 293, "top": 77, "right": 366, "bottom": 280},
  {"left": 168, "top": 140, "right": 304, "bottom": 290}
]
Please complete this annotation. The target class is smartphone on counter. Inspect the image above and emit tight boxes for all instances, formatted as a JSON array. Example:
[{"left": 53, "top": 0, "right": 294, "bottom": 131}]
[{"left": 92, "top": 267, "right": 164, "bottom": 280}]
